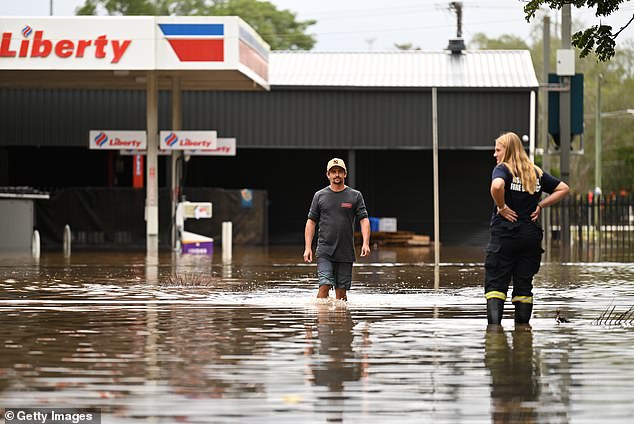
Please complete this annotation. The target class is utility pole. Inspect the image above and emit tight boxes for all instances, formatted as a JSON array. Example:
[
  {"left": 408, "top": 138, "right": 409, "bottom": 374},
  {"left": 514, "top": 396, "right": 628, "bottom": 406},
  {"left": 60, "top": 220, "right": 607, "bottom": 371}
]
[
  {"left": 542, "top": 16, "right": 550, "bottom": 175},
  {"left": 50, "top": 0, "right": 53, "bottom": 15},
  {"left": 594, "top": 73, "right": 603, "bottom": 256},
  {"left": 595, "top": 74, "right": 602, "bottom": 193},
  {"left": 449, "top": 2, "right": 463, "bottom": 38},
  {"left": 542, "top": 15, "right": 551, "bottom": 261},
  {"left": 560, "top": 4, "right": 572, "bottom": 261}
]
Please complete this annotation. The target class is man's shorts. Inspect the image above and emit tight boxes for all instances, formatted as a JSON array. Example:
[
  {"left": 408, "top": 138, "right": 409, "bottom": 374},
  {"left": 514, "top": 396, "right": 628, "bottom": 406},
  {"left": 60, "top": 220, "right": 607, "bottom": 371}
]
[{"left": 317, "top": 257, "right": 353, "bottom": 290}]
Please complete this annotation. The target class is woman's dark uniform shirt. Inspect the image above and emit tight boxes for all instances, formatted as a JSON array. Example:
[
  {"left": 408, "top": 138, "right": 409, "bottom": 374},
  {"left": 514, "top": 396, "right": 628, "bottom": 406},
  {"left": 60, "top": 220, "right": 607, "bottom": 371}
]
[{"left": 490, "top": 164, "right": 561, "bottom": 225}]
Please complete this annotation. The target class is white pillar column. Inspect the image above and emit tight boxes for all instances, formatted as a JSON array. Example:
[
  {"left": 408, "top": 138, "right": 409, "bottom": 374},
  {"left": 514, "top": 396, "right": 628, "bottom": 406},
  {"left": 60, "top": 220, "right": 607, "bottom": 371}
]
[{"left": 146, "top": 71, "right": 159, "bottom": 254}]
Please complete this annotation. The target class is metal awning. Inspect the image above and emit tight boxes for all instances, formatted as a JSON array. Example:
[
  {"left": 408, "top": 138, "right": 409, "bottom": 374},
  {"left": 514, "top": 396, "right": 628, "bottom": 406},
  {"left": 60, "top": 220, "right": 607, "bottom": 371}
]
[
  {"left": 0, "top": 16, "right": 269, "bottom": 91},
  {"left": 0, "top": 15, "right": 270, "bottom": 253},
  {"left": 0, "top": 69, "right": 265, "bottom": 90}
]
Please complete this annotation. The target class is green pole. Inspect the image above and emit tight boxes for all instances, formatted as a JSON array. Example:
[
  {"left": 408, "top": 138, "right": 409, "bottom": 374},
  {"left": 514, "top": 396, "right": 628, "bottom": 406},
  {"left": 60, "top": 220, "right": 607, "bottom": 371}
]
[
  {"left": 560, "top": 4, "right": 572, "bottom": 261},
  {"left": 594, "top": 74, "right": 603, "bottom": 257},
  {"left": 595, "top": 74, "right": 602, "bottom": 193}
]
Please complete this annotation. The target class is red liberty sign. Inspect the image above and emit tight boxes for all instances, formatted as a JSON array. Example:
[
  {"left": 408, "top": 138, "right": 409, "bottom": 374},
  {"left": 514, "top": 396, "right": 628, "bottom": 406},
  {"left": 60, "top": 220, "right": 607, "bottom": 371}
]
[
  {"left": 0, "top": 28, "right": 132, "bottom": 64},
  {"left": 0, "top": 17, "right": 269, "bottom": 83}
]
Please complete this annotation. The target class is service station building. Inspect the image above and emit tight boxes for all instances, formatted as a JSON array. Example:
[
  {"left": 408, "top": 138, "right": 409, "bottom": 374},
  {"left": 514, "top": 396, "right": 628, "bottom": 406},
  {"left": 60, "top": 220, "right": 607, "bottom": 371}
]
[{"left": 0, "top": 17, "right": 539, "bottom": 250}]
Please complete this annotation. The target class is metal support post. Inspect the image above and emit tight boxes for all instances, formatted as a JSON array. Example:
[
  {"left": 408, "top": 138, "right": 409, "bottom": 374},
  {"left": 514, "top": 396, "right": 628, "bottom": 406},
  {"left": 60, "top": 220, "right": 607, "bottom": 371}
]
[
  {"left": 432, "top": 87, "right": 440, "bottom": 270},
  {"left": 171, "top": 77, "right": 183, "bottom": 251},
  {"left": 146, "top": 71, "right": 159, "bottom": 255},
  {"left": 595, "top": 74, "right": 602, "bottom": 194},
  {"left": 560, "top": 4, "right": 572, "bottom": 261},
  {"left": 542, "top": 15, "right": 552, "bottom": 261}
]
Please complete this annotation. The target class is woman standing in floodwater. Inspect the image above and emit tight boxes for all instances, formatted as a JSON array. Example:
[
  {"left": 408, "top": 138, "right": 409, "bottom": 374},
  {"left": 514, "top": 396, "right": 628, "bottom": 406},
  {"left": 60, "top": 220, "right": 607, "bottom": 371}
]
[{"left": 485, "top": 132, "right": 569, "bottom": 325}]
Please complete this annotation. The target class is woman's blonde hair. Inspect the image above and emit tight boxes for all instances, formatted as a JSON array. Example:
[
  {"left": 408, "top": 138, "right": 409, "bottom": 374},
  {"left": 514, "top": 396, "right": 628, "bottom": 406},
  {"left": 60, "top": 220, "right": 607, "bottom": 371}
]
[{"left": 495, "top": 132, "right": 543, "bottom": 194}]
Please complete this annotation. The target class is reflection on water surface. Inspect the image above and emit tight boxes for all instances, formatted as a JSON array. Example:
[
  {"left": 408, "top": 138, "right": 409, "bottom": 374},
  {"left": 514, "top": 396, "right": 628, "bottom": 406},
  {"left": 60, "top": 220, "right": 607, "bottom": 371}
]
[{"left": 1, "top": 246, "right": 633, "bottom": 422}]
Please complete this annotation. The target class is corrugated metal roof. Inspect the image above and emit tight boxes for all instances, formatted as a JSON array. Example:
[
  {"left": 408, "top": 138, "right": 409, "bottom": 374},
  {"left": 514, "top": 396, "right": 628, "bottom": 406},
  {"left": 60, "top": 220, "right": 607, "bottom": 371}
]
[{"left": 270, "top": 50, "right": 538, "bottom": 88}]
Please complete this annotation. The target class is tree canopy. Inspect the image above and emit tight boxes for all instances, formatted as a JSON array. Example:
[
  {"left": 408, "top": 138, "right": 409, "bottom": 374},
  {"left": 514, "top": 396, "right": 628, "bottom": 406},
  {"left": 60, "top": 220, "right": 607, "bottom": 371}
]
[
  {"left": 469, "top": 30, "right": 634, "bottom": 192},
  {"left": 523, "top": 0, "right": 634, "bottom": 61},
  {"left": 469, "top": 33, "right": 529, "bottom": 50},
  {"left": 394, "top": 43, "right": 421, "bottom": 51},
  {"left": 76, "top": 0, "right": 317, "bottom": 50}
]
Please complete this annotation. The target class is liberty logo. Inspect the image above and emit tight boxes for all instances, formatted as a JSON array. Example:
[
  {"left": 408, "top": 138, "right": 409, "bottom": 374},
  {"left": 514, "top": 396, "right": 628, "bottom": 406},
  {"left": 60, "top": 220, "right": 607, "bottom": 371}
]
[
  {"left": 21, "top": 26, "right": 32, "bottom": 38},
  {"left": 164, "top": 132, "right": 179, "bottom": 146},
  {"left": 158, "top": 23, "right": 224, "bottom": 62},
  {"left": 94, "top": 132, "right": 108, "bottom": 147}
]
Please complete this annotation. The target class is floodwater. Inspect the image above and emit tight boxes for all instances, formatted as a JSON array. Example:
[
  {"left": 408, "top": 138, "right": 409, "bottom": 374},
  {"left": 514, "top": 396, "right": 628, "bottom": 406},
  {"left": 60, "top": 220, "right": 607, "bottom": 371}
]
[{"left": 1, "top": 246, "right": 633, "bottom": 423}]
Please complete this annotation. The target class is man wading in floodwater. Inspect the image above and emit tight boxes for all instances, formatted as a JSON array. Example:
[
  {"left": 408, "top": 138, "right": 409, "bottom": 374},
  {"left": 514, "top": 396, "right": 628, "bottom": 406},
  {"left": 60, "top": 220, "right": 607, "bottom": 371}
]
[{"left": 303, "top": 158, "right": 371, "bottom": 301}]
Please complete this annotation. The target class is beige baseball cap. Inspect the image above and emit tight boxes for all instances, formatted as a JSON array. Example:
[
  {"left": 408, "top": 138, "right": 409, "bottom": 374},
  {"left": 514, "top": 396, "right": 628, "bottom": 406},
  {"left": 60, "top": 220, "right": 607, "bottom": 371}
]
[{"left": 326, "top": 158, "right": 347, "bottom": 172}]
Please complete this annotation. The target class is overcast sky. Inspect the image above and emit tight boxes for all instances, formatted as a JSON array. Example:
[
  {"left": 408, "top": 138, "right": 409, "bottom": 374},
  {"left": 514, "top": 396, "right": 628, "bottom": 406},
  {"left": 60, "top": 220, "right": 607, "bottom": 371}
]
[{"left": 1, "top": 0, "right": 633, "bottom": 51}]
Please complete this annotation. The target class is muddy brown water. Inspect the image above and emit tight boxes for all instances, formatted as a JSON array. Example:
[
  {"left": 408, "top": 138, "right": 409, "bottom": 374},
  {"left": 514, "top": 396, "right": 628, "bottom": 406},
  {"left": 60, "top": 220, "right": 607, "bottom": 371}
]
[{"left": 1, "top": 246, "right": 633, "bottom": 423}]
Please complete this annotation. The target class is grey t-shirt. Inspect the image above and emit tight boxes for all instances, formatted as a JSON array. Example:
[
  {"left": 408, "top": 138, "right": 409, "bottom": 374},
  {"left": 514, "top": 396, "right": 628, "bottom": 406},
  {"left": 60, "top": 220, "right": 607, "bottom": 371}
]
[{"left": 308, "top": 186, "right": 369, "bottom": 262}]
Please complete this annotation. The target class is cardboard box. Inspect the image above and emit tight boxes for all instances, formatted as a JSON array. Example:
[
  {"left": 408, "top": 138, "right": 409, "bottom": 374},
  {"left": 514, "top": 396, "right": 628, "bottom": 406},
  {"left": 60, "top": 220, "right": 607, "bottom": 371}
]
[{"left": 379, "top": 217, "right": 397, "bottom": 232}]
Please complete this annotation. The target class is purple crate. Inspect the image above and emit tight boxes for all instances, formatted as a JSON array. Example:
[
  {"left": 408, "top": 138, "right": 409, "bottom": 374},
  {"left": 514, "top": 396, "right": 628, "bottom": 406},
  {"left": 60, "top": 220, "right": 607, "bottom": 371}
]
[{"left": 182, "top": 241, "right": 213, "bottom": 255}]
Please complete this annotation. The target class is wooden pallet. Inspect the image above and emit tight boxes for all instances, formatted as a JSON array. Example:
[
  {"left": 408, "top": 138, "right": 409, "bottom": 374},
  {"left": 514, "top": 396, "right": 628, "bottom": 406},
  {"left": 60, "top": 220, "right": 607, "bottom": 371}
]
[{"left": 355, "top": 231, "right": 431, "bottom": 246}]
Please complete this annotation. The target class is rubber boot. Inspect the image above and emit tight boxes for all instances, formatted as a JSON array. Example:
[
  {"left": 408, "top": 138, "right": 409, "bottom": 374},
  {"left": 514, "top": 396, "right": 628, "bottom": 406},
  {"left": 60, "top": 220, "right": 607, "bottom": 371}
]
[
  {"left": 487, "top": 298, "right": 505, "bottom": 325},
  {"left": 514, "top": 302, "right": 533, "bottom": 324}
]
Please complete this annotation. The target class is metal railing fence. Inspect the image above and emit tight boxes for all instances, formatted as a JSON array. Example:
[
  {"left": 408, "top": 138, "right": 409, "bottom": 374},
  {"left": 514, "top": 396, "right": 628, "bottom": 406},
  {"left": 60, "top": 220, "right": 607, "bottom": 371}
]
[{"left": 548, "top": 194, "right": 633, "bottom": 262}]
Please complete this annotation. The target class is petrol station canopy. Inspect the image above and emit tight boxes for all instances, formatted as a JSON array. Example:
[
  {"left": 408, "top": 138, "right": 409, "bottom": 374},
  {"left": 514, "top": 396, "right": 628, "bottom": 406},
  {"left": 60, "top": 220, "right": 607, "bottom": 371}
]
[
  {"left": 0, "top": 15, "right": 269, "bottom": 253},
  {"left": 0, "top": 16, "right": 269, "bottom": 91}
]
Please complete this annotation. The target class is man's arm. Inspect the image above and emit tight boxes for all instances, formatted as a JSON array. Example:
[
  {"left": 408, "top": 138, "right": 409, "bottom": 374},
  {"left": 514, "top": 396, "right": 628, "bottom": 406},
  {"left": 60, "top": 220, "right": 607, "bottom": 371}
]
[
  {"left": 303, "top": 218, "right": 316, "bottom": 263},
  {"left": 359, "top": 217, "right": 371, "bottom": 257}
]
